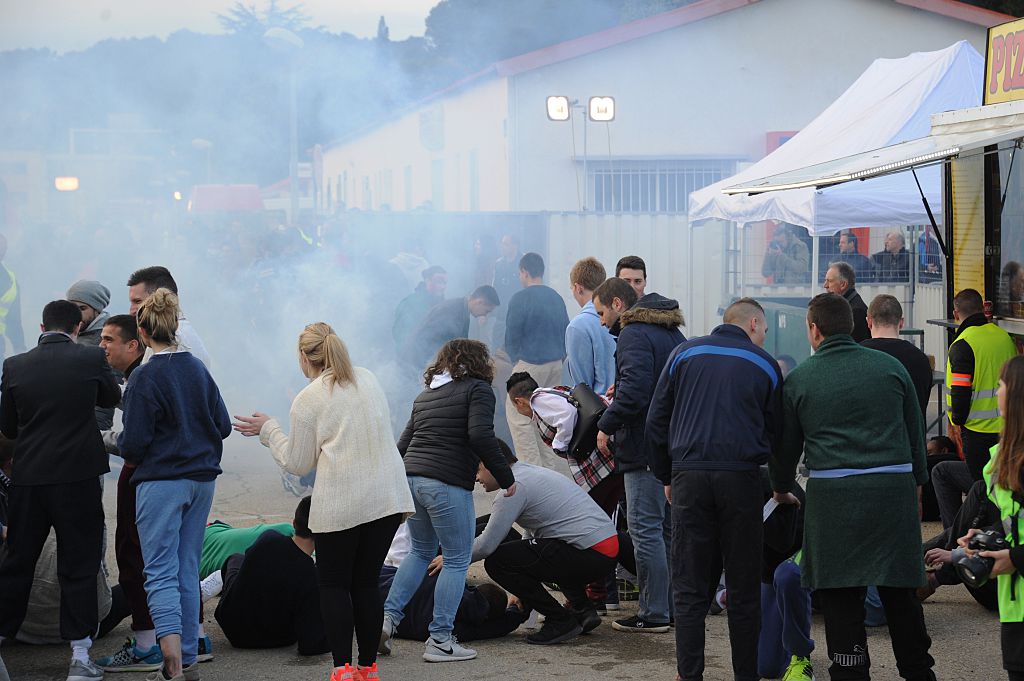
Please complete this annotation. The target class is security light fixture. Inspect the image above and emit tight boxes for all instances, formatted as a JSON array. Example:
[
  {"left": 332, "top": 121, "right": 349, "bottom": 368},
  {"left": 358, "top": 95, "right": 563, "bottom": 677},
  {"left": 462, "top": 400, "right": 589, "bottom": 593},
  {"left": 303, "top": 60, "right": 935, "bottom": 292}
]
[
  {"left": 54, "top": 176, "right": 79, "bottom": 192},
  {"left": 588, "top": 96, "right": 615, "bottom": 122},
  {"left": 546, "top": 96, "right": 571, "bottom": 121}
]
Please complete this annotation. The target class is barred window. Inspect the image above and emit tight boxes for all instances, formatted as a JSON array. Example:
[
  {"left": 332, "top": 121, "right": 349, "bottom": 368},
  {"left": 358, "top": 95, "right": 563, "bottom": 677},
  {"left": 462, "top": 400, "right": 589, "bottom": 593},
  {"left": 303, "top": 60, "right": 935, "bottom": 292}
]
[{"left": 589, "top": 159, "right": 737, "bottom": 213}]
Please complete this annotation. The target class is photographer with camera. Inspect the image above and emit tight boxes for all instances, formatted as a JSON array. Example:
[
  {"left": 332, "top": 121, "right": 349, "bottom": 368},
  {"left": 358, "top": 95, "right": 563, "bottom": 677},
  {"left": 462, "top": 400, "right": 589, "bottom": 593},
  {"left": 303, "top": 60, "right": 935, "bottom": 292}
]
[
  {"left": 957, "top": 354, "right": 1024, "bottom": 680},
  {"left": 761, "top": 224, "right": 810, "bottom": 285}
]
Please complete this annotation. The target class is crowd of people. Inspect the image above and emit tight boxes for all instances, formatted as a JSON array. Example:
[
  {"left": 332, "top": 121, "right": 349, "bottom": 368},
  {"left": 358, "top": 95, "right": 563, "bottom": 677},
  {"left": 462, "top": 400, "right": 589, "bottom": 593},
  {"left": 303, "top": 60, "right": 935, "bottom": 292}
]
[{"left": 0, "top": 243, "right": 1021, "bottom": 681}]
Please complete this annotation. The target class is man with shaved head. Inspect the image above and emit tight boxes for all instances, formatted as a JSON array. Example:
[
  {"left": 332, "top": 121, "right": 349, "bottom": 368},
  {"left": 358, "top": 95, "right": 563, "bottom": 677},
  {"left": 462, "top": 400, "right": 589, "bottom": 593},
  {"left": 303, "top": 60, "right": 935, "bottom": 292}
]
[
  {"left": 872, "top": 231, "right": 910, "bottom": 282},
  {"left": 647, "top": 297, "right": 785, "bottom": 681}
]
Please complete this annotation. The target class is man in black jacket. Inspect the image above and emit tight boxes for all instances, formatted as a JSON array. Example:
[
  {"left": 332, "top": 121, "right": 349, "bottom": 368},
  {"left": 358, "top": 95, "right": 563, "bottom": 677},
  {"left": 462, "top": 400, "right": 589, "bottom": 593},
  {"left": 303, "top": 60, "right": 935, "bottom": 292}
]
[
  {"left": 404, "top": 285, "right": 500, "bottom": 370},
  {"left": 0, "top": 300, "right": 120, "bottom": 681},
  {"left": 823, "top": 262, "right": 869, "bottom": 342},
  {"left": 594, "top": 277, "right": 685, "bottom": 633},
  {"left": 647, "top": 298, "right": 785, "bottom": 681}
]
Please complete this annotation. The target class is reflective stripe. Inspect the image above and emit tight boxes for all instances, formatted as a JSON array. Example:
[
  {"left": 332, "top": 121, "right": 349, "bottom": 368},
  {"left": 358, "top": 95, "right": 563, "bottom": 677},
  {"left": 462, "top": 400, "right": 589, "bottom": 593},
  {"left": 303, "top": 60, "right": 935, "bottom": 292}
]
[
  {"left": 808, "top": 463, "right": 913, "bottom": 479},
  {"left": 1002, "top": 510, "right": 1024, "bottom": 538},
  {"left": 973, "top": 388, "right": 999, "bottom": 399},
  {"left": 968, "top": 408, "right": 1001, "bottom": 420}
]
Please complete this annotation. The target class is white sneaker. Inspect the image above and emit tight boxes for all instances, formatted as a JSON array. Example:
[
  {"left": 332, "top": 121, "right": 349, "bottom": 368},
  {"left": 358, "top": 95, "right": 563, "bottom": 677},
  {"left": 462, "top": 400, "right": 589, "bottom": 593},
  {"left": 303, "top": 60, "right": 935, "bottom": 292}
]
[
  {"left": 200, "top": 571, "right": 223, "bottom": 602},
  {"left": 378, "top": 615, "right": 395, "bottom": 656},
  {"left": 423, "top": 635, "right": 477, "bottom": 663},
  {"left": 67, "top": 659, "right": 104, "bottom": 681}
]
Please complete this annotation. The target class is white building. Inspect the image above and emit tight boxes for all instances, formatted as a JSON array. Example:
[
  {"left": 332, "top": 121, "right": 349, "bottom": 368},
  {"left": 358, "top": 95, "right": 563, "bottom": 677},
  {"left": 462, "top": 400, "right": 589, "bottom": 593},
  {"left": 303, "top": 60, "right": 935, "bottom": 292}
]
[
  {"left": 323, "top": 0, "right": 1003, "bottom": 214},
  {"left": 321, "top": 0, "right": 1007, "bottom": 335}
]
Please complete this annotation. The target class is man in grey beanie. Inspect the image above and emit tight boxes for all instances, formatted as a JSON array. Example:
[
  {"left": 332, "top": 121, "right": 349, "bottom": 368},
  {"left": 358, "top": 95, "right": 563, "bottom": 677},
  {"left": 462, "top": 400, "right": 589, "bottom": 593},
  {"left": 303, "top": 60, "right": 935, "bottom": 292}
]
[
  {"left": 66, "top": 280, "right": 115, "bottom": 430},
  {"left": 66, "top": 281, "right": 111, "bottom": 348}
]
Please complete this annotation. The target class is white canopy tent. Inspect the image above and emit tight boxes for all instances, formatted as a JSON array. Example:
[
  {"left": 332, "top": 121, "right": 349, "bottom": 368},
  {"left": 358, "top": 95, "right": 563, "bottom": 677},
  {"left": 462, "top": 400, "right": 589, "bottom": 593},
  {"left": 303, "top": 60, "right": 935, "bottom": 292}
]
[{"left": 688, "top": 41, "right": 984, "bottom": 235}]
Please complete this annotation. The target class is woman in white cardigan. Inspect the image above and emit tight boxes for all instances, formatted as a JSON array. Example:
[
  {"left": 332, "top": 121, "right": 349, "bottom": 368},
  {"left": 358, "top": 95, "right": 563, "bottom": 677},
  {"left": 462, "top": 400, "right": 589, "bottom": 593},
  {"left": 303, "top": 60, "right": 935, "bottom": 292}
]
[{"left": 234, "top": 322, "right": 413, "bottom": 681}]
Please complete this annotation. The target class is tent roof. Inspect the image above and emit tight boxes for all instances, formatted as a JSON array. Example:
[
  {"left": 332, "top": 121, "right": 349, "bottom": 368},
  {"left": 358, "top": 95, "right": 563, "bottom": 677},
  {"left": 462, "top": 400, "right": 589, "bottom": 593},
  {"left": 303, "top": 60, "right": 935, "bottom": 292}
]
[{"left": 688, "top": 40, "right": 984, "bottom": 234}]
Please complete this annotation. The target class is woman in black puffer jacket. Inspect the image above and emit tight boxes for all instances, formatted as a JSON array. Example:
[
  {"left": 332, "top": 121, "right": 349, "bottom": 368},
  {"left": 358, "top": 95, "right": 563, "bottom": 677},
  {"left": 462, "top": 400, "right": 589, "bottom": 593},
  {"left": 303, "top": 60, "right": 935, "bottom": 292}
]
[{"left": 381, "top": 339, "right": 516, "bottom": 664}]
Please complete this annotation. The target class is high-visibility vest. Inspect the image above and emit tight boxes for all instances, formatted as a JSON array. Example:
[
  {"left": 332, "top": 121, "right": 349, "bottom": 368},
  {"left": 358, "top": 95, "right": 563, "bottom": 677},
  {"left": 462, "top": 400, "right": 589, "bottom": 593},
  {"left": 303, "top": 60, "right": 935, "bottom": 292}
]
[
  {"left": 946, "top": 323, "right": 1018, "bottom": 433},
  {"left": 0, "top": 266, "right": 17, "bottom": 336},
  {"left": 984, "top": 449, "right": 1023, "bottom": 623}
]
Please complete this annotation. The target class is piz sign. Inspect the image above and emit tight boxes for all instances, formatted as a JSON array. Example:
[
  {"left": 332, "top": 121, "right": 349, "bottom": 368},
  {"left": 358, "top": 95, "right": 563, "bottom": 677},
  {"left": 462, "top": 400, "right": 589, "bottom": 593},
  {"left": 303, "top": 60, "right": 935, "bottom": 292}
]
[{"left": 986, "top": 18, "right": 1024, "bottom": 105}]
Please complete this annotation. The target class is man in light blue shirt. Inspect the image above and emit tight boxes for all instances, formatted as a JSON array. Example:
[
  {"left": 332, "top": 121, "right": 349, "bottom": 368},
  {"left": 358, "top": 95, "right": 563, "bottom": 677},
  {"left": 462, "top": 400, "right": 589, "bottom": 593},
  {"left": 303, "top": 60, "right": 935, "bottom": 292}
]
[{"left": 564, "top": 257, "right": 616, "bottom": 394}]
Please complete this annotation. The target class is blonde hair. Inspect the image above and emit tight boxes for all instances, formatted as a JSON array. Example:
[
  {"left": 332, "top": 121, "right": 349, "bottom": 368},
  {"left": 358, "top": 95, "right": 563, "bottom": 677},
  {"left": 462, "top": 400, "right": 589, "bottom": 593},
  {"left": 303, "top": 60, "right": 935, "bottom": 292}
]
[
  {"left": 136, "top": 287, "right": 179, "bottom": 345},
  {"left": 299, "top": 322, "right": 356, "bottom": 390}
]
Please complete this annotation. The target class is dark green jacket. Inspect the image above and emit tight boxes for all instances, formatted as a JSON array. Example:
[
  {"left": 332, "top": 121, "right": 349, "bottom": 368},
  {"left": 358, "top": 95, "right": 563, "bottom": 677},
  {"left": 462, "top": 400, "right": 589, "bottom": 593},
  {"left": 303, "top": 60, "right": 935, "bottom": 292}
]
[{"left": 769, "top": 335, "right": 928, "bottom": 589}]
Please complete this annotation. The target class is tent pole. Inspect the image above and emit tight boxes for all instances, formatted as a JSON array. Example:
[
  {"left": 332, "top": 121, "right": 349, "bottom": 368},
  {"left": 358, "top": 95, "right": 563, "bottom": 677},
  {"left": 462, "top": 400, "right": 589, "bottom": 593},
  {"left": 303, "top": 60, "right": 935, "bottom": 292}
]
[{"left": 811, "top": 234, "right": 820, "bottom": 291}]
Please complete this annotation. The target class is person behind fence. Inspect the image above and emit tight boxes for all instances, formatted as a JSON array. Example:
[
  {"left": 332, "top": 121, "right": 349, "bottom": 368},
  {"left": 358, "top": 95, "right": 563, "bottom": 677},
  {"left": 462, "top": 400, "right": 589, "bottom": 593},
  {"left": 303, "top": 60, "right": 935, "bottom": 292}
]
[
  {"left": 761, "top": 224, "right": 810, "bottom": 285},
  {"left": 946, "top": 288, "right": 1018, "bottom": 483},
  {"left": 119, "top": 288, "right": 230, "bottom": 681},
  {"left": 769, "top": 292, "right": 935, "bottom": 681},
  {"left": 442, "top": 440, "right": 618, "bottom": 645},
  {"left": 0, "top": 300, "right": 120, "bottom": 681},
  {"left": 835, "top": 231, "right": 875, "bottom": 284},
  {"left": 212, "top": 496, "right": 329, "bottom": 656},
  {"left": 381, "top": 339, "right": 516, "bottom": 665},
  {"left": 872, "top": 231, "right": 911, "bottom": 282},
  {"left": 646, "top": 297, "right": 785, "bottom": 681},
  {"left": 233, "top": 322, "right": 414, "bottom": 681},
  {"left": 594, "top": 276, "right": 684, "bottom": 634}
]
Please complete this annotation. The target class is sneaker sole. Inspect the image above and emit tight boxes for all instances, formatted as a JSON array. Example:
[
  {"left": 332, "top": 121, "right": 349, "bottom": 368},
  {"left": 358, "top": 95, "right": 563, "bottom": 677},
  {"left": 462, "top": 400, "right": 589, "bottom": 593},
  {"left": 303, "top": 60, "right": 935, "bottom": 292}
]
[
  {"left": 526, "top": 623, "right": 584, "bottom": 645},
  {"left": 422, "top": 651, "right": 478, "bottom": 663},
  {"left": 378, "top": 629, "right": 392, "bottom": 656},
  {"left": 98, "top": 662, "right": 162, "bottom": 672},
  {"left": 611, "top": 622, "right": 670, "bottom": 633},
  {"left": 197, "top": 653, "right": 214, "bottom": 663}
]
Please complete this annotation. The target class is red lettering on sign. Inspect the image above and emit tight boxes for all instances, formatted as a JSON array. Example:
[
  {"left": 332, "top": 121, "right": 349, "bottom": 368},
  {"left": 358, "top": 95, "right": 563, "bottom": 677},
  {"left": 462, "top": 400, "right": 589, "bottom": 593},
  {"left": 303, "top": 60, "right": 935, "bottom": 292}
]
[
  {"left": 1014, "top": 32, "right": 1024, "bottom": 89},
  {"left": 1006, "top": 32, "right": 1018, "bottom": 93},
  {"left": 992, "top": 34, "right": 1006, "bottom": 95}
]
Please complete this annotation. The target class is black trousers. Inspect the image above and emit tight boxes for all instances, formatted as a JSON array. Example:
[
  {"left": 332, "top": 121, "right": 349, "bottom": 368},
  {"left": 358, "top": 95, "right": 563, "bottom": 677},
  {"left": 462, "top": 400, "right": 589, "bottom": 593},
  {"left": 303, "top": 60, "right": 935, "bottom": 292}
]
[
  {"left": 0, "top": 478, "right": 104, "bottom": 641},
  {"left": 671, "top": 469, "right": 762, "bottom": 681},
  {"left": 1005, "top": 621, "right": 1024, "bottom": 677},
  {"left": 816, "top": 586, "right": 935, "bottom": 681},
  {"left": 483, "top": 537, "right": 615, "bottom": 624},
  {"left": 313, "top": 513, "right": 402, "bottom": 668},
  {"left": 962, "top": 428, "right": 1000, "bottom": 483}
]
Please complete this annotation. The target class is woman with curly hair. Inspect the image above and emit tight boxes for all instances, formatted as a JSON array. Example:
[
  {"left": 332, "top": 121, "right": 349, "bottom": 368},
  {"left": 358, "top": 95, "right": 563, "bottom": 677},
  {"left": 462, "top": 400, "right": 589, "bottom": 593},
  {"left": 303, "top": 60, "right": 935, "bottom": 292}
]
[
  {"left": 234, "top": 323, "right": 414, "bottom": 681},
  {"left": 380, "top": 339, "right": 516, "bottom": 664}
]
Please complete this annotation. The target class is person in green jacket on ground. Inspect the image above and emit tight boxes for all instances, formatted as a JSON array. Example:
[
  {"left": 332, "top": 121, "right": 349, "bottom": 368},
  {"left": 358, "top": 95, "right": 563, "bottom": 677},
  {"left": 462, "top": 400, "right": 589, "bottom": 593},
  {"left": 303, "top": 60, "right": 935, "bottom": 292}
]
[{"left": 769, "top": 293, "right": 936, "bottom": 681}]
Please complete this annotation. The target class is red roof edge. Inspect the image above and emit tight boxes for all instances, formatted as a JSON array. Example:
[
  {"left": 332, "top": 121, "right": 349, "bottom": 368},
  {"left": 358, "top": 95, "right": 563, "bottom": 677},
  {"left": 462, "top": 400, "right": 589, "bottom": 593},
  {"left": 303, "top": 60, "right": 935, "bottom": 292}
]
[
  {"left": 494, "top": 0, "right": 760, "bottom": 77},
  {"left": 894, "top": 0, "right": 1014, "bottom": 27}
]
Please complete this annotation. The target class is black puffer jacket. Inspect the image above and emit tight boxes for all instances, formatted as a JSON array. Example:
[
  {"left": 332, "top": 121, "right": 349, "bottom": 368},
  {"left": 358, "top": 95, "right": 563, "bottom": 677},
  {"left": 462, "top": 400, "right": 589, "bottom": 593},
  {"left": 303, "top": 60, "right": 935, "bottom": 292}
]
[{"left": 398, "top": 377, "right": 515, "bottom": 491}]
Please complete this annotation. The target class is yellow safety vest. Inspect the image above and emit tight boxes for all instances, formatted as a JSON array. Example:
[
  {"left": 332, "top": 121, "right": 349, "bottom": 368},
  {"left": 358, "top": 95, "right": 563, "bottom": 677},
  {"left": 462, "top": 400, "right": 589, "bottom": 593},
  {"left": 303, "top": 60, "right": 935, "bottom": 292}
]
[
  {"left": 984, "top": 448, "right": 1023, "bottom": 623},
  {"left": 946, "top": 323, "right": 1018, "bottom": 433},
  {"left": 0, "top": 265, "right": 17, "bottom": 336}
]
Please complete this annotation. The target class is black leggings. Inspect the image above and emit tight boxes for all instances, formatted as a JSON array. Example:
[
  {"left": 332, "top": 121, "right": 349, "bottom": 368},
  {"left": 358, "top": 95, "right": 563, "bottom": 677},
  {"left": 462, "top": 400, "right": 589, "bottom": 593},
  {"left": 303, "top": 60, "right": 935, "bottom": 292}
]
[{"left": 314, "top": 514, "right": 402, "bottom": 668}]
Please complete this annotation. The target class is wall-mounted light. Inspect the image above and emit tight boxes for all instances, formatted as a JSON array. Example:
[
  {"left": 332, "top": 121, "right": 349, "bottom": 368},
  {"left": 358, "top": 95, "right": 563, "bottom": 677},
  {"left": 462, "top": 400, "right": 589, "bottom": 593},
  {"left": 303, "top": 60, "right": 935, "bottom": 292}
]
[
  {"left": 173, "top": 191, "right": 183, "bottom": 201},
  {"left": 54, "top": 176, "right": 79, "bottom": 192},
  {"left": 588, "top": 96, "right": 615, "bottom": 122},
  {"left": 546, "top": 95, "right": 571, "bottom": 121}
]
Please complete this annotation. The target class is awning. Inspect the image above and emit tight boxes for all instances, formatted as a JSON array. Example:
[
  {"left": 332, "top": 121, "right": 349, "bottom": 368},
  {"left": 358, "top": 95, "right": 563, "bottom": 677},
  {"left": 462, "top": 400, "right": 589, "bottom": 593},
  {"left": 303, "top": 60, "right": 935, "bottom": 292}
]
[{"left": 722, "top": 125, "right": 1024, "bottom": 196}]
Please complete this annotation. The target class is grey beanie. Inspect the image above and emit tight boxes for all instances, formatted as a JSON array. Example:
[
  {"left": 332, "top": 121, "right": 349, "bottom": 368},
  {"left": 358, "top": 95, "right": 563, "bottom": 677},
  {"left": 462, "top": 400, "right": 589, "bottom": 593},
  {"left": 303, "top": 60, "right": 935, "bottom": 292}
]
[{"left": 66, "top": 280, "right": 111, "bottom": 312}]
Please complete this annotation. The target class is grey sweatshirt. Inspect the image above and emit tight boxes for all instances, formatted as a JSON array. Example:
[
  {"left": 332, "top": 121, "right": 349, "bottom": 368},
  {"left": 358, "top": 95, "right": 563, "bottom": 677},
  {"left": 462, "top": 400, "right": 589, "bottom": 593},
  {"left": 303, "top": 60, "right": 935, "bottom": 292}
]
[{"left": 472, "top": 462, "right": 615, "bottom": 562}]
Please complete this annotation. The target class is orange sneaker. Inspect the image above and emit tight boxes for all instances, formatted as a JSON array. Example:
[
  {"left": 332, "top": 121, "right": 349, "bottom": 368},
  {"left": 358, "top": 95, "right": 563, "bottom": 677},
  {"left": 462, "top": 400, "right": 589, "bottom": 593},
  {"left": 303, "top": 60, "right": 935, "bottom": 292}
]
[
  {"left": 330, "top": 664, "right": 358, "bottom": 681},
  {"left": 357, "top": 663, "right": 380, "bottom": 680}
]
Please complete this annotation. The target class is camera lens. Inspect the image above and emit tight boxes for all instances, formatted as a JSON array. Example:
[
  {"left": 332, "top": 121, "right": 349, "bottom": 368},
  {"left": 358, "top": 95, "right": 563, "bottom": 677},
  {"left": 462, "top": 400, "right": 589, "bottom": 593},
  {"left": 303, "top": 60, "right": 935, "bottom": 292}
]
[{"left": 955, "top": 554, "right": 994, "bottom": 588}]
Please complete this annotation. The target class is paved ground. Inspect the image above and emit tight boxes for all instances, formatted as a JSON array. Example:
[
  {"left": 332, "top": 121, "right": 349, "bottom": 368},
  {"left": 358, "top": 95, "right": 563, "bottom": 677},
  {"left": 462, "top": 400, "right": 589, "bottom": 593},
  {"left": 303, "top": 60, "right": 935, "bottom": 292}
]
[{"left": 3, "top": 442, "right": 1003, "bottom": 681}]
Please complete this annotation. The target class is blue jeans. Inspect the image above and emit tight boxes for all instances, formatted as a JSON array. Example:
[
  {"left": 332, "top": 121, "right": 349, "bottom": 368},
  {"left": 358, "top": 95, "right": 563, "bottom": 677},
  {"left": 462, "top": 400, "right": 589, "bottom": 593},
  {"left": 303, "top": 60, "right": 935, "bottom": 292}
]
[
  {"left": 624, "top": 468, "right": 671, "bottom": 622},
  {"left": 865, "top": 585, "right": 887, "bottom": 627},
  {"left": 383, "top": 476, "right": 474, "bottom": 641},
  {"left": 759, "top": 560, "right": 814, "bottom": 678},
  {"left": 135, "top": 479, "right": 215, "bottom": 666}
]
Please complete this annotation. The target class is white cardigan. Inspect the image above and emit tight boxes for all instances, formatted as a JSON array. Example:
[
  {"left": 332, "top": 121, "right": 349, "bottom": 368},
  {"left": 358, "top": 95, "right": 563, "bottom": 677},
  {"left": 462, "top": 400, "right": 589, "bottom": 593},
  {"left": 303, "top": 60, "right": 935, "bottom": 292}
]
[{"left": 259, "top": 367, "right": 414, "bottom": 533}]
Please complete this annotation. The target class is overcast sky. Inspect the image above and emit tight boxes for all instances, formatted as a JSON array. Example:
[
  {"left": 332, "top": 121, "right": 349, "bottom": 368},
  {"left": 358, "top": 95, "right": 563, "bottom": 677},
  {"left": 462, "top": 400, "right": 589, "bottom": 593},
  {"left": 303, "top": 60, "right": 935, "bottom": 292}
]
[{"left": 0, "top": 0, "right": 438, "bottom": 52}]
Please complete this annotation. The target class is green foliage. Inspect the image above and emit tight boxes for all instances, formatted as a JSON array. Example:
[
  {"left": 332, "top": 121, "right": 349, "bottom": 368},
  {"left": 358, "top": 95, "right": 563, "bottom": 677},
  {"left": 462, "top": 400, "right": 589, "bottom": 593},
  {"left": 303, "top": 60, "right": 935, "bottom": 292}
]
[{"left": 216, "top": 0, "right": 314, "bottom": 36}]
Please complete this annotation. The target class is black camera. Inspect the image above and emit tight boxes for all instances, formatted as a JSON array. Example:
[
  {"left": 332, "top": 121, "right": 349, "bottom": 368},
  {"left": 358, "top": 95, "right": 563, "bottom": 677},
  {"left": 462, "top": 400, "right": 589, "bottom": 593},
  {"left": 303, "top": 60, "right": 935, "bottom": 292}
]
[{"left": 955, "top": 530, "right": 1009, "bottom": 588}]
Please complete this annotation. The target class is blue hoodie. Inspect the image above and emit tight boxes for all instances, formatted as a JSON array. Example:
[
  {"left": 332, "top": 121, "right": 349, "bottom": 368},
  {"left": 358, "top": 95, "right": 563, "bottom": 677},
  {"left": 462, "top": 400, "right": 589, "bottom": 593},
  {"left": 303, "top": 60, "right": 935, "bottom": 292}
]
[
  {"left": 119, "top": 352, "right": 231, "bottom": 484},
  {"left": 563, "top": 300, "right": 616, "bottom": 394}
]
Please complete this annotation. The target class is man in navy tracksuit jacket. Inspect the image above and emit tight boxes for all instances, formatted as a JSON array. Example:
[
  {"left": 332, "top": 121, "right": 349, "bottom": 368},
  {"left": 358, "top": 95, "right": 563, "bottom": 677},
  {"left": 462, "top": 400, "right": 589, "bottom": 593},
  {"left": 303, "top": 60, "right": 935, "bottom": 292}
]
[{"left": 646, "top": 298, "right": 784, "bottom": 681}]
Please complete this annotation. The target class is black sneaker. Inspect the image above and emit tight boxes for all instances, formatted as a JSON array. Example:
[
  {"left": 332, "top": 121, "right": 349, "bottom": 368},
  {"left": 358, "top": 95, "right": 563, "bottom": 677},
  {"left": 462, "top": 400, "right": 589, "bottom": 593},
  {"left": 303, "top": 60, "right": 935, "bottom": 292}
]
[
  {"left": 611, "top": 614, "right": 670, "bottom": 633},
  {"left": 525, "top": 617, "right": 583, "bottom": 645},
  {"left": 571, "top": 606, "right": 601, "bottom": 634}
]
